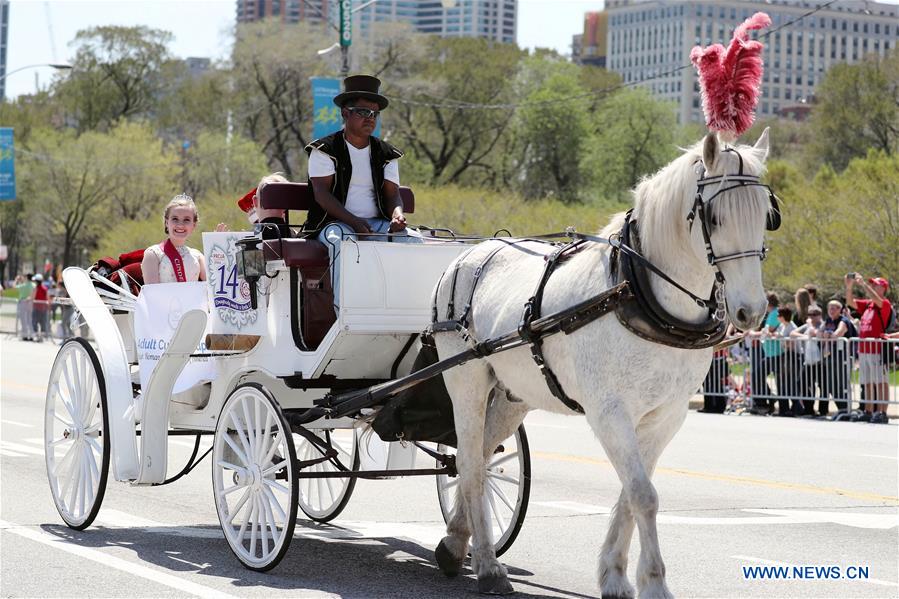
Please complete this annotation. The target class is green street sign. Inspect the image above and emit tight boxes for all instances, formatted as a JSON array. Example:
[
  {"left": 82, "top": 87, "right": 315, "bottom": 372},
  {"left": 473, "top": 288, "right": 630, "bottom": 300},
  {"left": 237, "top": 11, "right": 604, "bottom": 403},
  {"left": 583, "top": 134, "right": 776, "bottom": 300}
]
[{"left": 340, "top": 0, "right": 352, "bottom": 47}]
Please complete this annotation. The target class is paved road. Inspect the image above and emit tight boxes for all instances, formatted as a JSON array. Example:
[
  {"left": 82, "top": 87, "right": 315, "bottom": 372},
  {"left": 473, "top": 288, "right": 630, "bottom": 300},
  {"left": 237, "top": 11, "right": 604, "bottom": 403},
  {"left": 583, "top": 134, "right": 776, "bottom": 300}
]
[{"left": 2, "top": 337, "right": 897, "bottom": 598}]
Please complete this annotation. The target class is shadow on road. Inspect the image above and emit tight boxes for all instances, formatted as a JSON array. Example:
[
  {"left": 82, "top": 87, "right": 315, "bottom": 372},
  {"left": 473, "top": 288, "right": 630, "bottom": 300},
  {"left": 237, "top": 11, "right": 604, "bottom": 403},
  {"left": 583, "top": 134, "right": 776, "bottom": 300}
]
[{"left": 38, "top": 520, "right": 595, "bottom": 598}]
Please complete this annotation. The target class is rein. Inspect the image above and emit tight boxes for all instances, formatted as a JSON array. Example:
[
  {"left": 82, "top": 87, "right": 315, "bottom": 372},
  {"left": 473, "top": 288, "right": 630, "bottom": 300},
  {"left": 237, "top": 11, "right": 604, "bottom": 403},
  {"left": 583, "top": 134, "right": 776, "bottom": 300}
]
[{"left": 322, "top": 152, "right": 780, "bottom": 419}]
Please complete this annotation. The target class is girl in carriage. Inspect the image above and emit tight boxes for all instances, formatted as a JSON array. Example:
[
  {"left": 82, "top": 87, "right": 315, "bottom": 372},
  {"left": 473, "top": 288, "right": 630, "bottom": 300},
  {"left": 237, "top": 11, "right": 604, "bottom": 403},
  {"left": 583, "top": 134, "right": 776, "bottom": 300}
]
[{"left": 141, "top": 194, "right": 207, "bottom": 284}]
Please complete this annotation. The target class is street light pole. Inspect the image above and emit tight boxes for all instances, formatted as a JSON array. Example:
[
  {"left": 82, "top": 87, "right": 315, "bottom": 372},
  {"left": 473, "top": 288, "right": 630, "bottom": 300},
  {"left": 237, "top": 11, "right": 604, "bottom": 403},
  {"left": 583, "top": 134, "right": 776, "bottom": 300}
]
[{"left": 1, "top": 63, "right": 72, "bottom": 82}]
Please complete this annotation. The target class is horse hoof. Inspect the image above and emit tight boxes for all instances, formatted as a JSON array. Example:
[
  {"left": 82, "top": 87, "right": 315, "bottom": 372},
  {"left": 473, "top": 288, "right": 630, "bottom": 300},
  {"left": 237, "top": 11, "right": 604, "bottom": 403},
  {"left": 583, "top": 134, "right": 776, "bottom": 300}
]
[
  {"left": 435, "top": 539, "right": 464, "bottom": 577},
  {"left": 478, "top": 574, "right": 515, "bottom": 595}
]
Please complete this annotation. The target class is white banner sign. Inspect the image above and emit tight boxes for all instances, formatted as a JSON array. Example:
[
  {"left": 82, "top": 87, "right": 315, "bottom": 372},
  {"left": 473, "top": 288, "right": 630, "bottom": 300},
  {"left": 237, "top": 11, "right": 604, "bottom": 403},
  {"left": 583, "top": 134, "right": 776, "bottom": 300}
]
[
  {"left": 202, "top": 232, "right": 266, "bottom": 336},
  {"left": 134, "top": 282, "right": 214, "bottom": 394}
]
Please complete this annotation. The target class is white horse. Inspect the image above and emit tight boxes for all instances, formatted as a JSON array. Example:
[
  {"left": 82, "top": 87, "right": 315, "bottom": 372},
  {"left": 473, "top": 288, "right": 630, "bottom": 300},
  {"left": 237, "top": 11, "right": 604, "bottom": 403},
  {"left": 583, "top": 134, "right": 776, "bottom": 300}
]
[{"left": 431, "top": 130, "right": 774, "bottom": 598}]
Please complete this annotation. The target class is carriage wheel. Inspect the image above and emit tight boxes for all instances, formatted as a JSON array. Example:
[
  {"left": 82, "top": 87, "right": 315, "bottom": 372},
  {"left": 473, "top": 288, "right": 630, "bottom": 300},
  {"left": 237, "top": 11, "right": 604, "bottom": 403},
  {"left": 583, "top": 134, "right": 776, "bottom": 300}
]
[
  {"left": 435, "top": 424, "right": 531, "bottom": 557},
  {"left": 44, "top": 337, "right": 110, "bottom": 530},
  {"left": 296, "top": 428, "right": 359, "bottom": 523},
  {"left": 213, "top": 383, "right": 298, "bottom": 571}
]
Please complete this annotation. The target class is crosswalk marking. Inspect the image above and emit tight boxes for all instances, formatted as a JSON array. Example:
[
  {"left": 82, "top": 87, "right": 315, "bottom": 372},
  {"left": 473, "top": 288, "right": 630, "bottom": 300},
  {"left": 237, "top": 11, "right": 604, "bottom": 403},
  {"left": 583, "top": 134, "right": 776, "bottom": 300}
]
[
  {"left": 0, "top": 519, "right": 238, "bottom": 598},
  {"left": 535, "top": 501, "right": 899, "bottom": 529},
  {"left": 1, "top": 419, "right": 35, "bottom": 428},
  {"left": 0, "top": 448, "right": 27, "bottom": 457},
  {"left": 0, "top": 441, "right": 44, "bottom": 456}
]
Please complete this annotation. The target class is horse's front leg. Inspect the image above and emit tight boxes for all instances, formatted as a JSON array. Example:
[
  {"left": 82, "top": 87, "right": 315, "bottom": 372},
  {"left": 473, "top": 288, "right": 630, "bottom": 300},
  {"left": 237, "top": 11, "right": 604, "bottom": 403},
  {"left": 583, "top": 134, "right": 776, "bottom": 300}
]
[{"left": 588, "top": 404, "right": 673, "bottom": 599}]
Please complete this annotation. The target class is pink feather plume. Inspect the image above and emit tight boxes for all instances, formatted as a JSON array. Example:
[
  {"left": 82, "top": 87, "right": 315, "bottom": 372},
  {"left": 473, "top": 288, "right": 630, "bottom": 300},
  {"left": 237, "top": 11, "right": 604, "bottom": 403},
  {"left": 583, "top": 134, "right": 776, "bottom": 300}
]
[{"left": 690, "top": 12, "right": 771, "bottom": 139}]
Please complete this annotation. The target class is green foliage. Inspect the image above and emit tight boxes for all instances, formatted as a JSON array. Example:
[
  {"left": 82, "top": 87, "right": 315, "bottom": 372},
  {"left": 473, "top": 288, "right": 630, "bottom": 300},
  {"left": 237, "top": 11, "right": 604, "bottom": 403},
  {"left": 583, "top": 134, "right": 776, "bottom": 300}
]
[
  {"left": 807, "top": 51, "right": 899, "bottom": 171},
  {"left": 55, "top": 26, "right": 175, "bottom": 132},
  {"left": 413, "top": 185, "right": 629, "bottom": 237},
  {"left": 231, "top": 20, "right": 334, "bottom": 179},
  {"left": 763, "top": 151, "right": 899, "bottom": 300},
  {"left": 586, "top": 88, "right": 679, "bottom": 200},
  {"left": 182, "top": 131, "right": 269, "bottom": 200},
  {"left": 103, "top": 120, "right": 180, "bottom": 220},
  {"left": 389, "top": 36, "right": 525, "bottom": 185},
  {"left": 519, "top": 68, "right": 592, "bottom": 202}
]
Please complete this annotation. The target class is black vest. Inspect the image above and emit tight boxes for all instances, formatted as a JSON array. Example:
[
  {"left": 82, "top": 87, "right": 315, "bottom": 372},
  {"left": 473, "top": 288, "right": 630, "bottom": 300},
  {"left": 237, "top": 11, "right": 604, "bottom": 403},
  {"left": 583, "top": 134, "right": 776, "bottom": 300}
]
[{"left": 303, "top": 130, "right": 404, "bottom": 234}]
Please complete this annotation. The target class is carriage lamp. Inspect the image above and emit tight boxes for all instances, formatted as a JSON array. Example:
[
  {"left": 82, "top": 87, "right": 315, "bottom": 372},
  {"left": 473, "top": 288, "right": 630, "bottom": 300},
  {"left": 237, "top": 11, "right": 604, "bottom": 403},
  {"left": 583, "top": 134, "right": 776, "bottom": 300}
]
[{"left": 236, "top": 237, "right": 265, "bottom": 309}]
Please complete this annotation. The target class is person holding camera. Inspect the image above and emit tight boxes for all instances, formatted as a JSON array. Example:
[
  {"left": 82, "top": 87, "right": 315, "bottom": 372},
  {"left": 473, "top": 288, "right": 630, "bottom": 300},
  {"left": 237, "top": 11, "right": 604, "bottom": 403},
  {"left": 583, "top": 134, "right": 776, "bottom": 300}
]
[{"left": 845, "top": 273, "right": 892, "bottom": 423}]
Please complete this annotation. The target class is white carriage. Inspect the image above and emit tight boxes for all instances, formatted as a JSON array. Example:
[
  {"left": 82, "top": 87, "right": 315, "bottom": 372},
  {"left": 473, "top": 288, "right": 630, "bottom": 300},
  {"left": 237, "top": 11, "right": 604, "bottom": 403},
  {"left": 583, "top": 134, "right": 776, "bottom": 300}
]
[{"left": 45, "top": 183, "right": 531, "bottom": 571}]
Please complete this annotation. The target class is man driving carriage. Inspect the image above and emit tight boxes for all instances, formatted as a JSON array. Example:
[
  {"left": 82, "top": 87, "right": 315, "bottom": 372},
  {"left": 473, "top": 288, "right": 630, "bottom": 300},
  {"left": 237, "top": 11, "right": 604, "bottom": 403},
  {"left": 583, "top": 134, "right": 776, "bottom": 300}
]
[{"left": 305, "top": 75, "right": 423, "bottom": 310}]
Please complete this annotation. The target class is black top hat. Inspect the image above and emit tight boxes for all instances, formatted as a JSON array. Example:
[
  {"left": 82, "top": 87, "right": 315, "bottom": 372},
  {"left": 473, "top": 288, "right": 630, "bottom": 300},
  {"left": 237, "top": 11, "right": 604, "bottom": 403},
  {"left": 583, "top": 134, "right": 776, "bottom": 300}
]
[{"left": 333, "top": 75, "right": 389, "bottom": 110}]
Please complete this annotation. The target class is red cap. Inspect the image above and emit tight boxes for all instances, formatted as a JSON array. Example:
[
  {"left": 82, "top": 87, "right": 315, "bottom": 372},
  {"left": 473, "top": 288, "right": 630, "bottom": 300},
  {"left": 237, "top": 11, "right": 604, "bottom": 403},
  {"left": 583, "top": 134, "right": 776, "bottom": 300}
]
[
  {"left": 237, "top": 188, "right": 257, "bottom": 213},
  {"left": 869, "top": 277, "right": 890, "bottom": 290}
]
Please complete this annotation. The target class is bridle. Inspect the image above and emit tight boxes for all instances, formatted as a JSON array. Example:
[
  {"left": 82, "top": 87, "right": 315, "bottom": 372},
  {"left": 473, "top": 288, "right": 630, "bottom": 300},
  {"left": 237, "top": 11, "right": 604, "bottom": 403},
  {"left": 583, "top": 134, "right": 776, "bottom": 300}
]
[{"left": 686, "top": 148, "right": 782, "bottom": 320}]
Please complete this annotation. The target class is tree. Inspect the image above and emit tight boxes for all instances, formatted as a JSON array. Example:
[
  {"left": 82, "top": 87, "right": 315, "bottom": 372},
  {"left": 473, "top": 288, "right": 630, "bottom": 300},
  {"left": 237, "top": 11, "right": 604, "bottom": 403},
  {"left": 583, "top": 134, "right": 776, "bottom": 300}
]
[
  {"left": 17, "top": 129, "right": 118, "bottom": 266},
  {"left": 231, "top": 20, "right": 333, "bottom": 179},
  {"left": 762, "top": 152, "right": 899, "bottom": 298},
  {"left": 55, "top": 26, "right": 175, "bottom": 132},
  {"left": 182, "top": 130, "right": 269, "bottom": 199},
  {"left": 102, "top": 120, "right": 180, "bottom": 220},
  {"left": 807, "top": 51, "right": 899, "bottom": 171},
  {"left": 586, "top": 88, "right": 679, "bottom": 200},
  {"left": 518, "top": 68, "right": 592, "bottom": 201},
  {"left": 389, "top": 36, "right": 525, "bottom": 185}
]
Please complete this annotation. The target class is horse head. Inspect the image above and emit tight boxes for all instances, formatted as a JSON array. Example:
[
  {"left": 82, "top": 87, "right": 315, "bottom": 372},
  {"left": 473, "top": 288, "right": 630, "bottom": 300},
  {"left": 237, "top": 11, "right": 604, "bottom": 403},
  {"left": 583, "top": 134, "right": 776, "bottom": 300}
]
[{"left": 693, "top": 128, "right": 774, "bottom": 330}]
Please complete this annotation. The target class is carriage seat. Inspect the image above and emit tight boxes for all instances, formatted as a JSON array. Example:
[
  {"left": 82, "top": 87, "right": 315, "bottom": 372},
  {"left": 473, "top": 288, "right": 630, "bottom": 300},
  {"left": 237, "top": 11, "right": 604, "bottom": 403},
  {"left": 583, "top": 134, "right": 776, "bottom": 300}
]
[{"left": 258, "top": 182, "right": 416, "bottom": 279}]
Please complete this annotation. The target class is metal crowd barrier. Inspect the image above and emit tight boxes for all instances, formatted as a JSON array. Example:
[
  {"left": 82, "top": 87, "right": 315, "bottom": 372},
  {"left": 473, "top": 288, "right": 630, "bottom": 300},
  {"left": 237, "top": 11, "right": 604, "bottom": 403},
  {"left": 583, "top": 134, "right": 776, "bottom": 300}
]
[
  {"left": 701, "top": 337, "right": 897, "bottom": 419},
  {"left": 1, "top": 297, "right": 84, "bottom": 342}
]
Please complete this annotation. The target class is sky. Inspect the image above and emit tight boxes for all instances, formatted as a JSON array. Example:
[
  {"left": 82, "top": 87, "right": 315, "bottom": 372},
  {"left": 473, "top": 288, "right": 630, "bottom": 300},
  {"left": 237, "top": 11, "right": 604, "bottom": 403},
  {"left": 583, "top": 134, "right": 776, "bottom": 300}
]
[
  {"left": 5, "top": 0, "right": 600, "bottom": 99},
  {"left": 4, "top": 0, "right": 899, "bottom": 99}
]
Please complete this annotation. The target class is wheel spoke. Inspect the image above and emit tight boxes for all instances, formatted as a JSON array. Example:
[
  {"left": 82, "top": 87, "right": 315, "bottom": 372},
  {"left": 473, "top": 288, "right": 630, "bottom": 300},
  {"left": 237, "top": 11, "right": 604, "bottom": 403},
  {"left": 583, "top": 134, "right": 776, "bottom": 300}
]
[
  {"left": 261, "top": 430, "right": 284, "bottom": 467},
  {"left": 223, "top": 431, "right": 251, "bottom": 467},
  {"left": 264, "top": 478, "right": 290, "bottom": 497},
  {"left": 254, "top": 400, "right": 264, "bottom": 462},
  {"left": 486, "top": 485, "right": 506, "bottom": 532},
  {"left": 229, "top": 412, "right": 254, "bottom": 468},
  {"left": 324, "top": 477, "right": 337, "bottom": 505},
  {"left": 262, "top": 484, "right": 287, "bottom": 523},
  {"left": 216, "top": 460, "right": 248, "bottom": 475},
  {"left": 227, "top": 487, "right": 253, "bottom": 526},
  {"left": 441, "top": 476, "right": 460, "bottom": 490},
  {"left": 241, "top": 398, "right": 257, "bottom": 463},
  {"left": 487, "top": 471, "right": 520, "bottom": 485},
  {"left": 50, "top": 436, "right": 74, "bottom": 448},
  {"left": 262, "top": 461, "right": 285, "bottom": 477},
  {"left": 248, "top": 496, "right": 259, "bottom": 557},
  {"left": 218, "top": 484, "right": 247, "bottom": 499},
  {"left": 53, "top": 411, "right": 74, "bottom": 430},
  {"left": 487, "top": 477, "right": 516, "bottom": 513},
  {"left": 71, "top": 354, "right": 86, "bottom": 423},
  {"left": 257, "top": 410, "right": 274, "bottom": 463},
  {"left": 85, "top": 435, "right": 103, "bottom": 457},
  {"left": 236, "top": 493, "right": 254, "bottom": 541},
  {"left": 84, "top": 443, "right": 99, "bottom": 490},
  {"left": 490, "top": 451, "right": 519, "bottom": 469},
  {"left": 55, "top": 442, "right": 80, "bottom": 489}
]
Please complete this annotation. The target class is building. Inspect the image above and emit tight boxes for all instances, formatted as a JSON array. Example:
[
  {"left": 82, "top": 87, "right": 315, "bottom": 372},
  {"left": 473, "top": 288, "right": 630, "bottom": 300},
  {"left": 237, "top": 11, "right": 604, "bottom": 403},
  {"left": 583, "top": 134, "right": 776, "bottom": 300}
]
[
  {"left": 603, "top": 0, "right": 899, "bottom": 124},
  {"left": 572, "top": 11, "right": 608, "bottom": 68},
  {"left": 235, "top": 0, "right": 517, "bottom": 44},
  {"left": 236, "top": 0, "right": 333, "bottom": 25},
  {"left": 0, "top": 0, "right": 8, "bottom": 101}
]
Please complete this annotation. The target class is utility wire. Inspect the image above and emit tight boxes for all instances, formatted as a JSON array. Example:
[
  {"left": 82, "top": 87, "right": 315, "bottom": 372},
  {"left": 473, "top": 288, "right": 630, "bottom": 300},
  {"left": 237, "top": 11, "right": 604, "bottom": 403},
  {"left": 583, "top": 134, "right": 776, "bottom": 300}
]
[{"left": 389, "top": 0, "right": 841, "bottom": 110}]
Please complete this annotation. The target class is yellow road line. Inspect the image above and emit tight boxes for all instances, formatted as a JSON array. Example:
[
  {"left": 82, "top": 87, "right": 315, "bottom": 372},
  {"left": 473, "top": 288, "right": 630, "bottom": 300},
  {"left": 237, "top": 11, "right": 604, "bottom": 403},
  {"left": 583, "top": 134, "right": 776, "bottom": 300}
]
[
  {"left": 533, "top": 451, "right": 899, "bottom": 504},
  {"left": 1, "top": 381, "right": 47, "bottom": 394}
]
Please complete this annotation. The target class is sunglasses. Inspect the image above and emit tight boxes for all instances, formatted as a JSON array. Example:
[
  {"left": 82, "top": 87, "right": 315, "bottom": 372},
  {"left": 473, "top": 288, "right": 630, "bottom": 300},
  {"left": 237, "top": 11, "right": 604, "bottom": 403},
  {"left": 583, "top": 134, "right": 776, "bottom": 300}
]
[{"left": 347, "top": 107, "right": 380, "bottom": 120}]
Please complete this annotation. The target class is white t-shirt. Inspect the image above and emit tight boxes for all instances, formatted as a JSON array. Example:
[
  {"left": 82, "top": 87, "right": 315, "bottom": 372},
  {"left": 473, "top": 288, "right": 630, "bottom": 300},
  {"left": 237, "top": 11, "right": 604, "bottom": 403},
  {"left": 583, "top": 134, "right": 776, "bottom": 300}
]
[{"left": 308, "top": 145, "right": 400, "bottom": 219}]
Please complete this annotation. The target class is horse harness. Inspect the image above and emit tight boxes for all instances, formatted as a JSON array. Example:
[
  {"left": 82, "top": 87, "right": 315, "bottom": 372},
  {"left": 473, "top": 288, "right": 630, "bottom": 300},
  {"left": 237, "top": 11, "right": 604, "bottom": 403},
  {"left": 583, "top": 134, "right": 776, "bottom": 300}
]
[{"left": 425, "top": 148, "right": 780, "bottom": 415}]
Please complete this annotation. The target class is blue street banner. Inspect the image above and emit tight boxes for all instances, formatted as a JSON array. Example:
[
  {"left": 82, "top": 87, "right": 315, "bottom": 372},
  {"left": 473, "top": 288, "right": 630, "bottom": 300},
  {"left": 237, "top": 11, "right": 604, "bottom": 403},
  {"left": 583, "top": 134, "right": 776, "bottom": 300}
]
[
  {"left": 311, "top": 77, "right": 380, "bottom": 140},
  {"left": 312, "top": 77, "right": 342, "bottom": 140},
  {"left": 0, "top": 128, "right": 15, "bottom": 201}
]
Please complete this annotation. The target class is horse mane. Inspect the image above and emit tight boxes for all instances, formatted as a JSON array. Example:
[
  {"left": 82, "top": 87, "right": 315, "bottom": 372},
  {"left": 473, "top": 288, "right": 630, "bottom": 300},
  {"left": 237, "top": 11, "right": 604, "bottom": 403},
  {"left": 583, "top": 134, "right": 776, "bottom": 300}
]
[{"left": 626, "top": 138, "right": 769, "bottom": 265}]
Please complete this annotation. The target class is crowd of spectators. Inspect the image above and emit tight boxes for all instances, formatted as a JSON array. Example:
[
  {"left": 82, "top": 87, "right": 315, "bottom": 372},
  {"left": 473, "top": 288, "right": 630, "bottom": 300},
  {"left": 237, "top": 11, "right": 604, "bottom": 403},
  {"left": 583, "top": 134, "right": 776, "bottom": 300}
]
[
  {"left": 701, "top": 275, "right": 896, "bottom": 423},
  {"left": 9, "top": 271, "right": 68, "bottom": 343}
]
